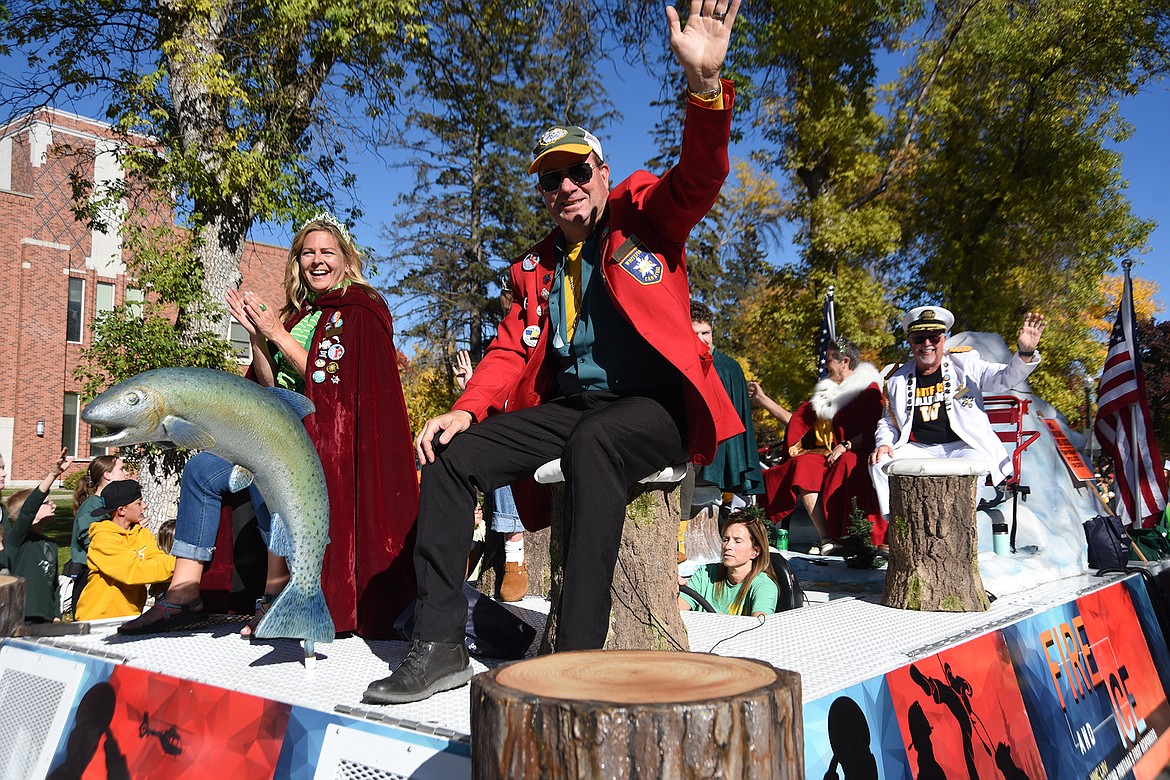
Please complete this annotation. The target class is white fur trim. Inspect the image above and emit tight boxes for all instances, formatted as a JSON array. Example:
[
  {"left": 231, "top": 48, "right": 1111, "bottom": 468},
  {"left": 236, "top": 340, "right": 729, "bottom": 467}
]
[{"left": 809, "top": 363, "right": 883, "bottom": 421}]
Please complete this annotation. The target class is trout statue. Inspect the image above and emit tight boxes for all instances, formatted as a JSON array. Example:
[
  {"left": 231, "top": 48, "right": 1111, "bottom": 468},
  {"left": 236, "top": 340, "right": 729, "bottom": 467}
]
[{"left": 82, "top": 368, "right": 334, "bottom": 655}]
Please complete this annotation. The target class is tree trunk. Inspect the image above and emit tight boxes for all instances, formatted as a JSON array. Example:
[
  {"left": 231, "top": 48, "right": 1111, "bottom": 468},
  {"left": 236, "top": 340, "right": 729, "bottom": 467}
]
[
  {"left": 0, "top": 575, "right": 26, "bottom": 637},
  {"left": 882, "top": 469, "right": 990, "bottom": 612},
  {"left": 539, "top": 482, "right": 687, "bottom": 654},
  {"left": 136, "top": 453, "right": 184, "bottom": 536},
  {"left": 471, "top": 650, "right": 803, "bottom": 779}
]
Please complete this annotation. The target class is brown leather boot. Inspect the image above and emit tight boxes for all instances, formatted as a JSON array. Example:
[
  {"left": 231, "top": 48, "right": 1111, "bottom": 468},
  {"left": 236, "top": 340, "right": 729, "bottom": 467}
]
[{"left": 499, "top": 561, "right": 528, "bottom": 602}]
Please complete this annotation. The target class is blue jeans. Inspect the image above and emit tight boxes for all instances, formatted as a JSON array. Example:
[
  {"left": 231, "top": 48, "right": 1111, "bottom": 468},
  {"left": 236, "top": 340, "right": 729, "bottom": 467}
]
[
  {"left": 490, "top": 485, "right": 523, "bottom": 534},
  {"left": 171, "top": 452, "right": 271, "bottom": 562}
]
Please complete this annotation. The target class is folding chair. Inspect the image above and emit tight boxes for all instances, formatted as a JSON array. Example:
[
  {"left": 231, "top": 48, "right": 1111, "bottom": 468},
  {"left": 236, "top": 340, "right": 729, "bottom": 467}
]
[{"left": 983, "top": 395, "right": 1042, "bottom": 552}]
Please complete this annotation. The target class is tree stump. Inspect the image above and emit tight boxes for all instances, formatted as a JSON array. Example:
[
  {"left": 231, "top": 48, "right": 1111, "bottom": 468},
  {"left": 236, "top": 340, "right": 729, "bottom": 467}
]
[
  {"left": 0, "top": 575, "right": 27, "bottom": 637},
  {"left": 540, "top": 481, "right": 687, "bottom": 654},
  {"left": 881, "top": 458, "right": 991, "bottom": 612},
  {"left": 471, "top": 650, "right": 803, "bottom": 779}
]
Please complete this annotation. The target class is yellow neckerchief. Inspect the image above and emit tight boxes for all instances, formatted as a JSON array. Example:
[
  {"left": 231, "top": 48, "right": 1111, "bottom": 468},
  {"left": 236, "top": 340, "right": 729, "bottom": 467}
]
[{"left": 564, "top": 240, "right": 584, "bottom": 341}]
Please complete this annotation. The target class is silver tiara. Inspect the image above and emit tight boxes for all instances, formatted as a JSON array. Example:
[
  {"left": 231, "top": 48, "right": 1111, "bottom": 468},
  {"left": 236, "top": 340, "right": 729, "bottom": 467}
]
[{"left": 300, "top": 211, "right": 354, "bottom": 248}]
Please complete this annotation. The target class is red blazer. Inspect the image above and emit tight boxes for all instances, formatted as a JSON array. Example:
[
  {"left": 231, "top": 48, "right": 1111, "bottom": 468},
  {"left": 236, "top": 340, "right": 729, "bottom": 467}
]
[{"left": 455, "top": 81, "right": 744, "bottom": 479}]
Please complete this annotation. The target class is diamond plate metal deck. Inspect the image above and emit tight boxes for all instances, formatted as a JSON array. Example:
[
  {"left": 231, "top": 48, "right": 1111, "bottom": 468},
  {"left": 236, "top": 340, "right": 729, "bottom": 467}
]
[{"left": 34, "top": 570, "right": 1129, "bottom": 740}]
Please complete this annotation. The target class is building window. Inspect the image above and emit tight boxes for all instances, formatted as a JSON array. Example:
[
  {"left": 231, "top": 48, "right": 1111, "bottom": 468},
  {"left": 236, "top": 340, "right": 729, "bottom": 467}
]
[
  {"left": 62, "top": 393, "right": 79, "bottom": 457},
  {"left": 228, "top": 318, "right": 253, "bottom": 363},
  {"left": 96, "top": 281, "right": 115, "bottom": 316},
  {"left": 67, "top": 277, "right": 85, "bottom": 342},
  {"left": 125, "top": 287, "right": 144, "bottom": 318}
]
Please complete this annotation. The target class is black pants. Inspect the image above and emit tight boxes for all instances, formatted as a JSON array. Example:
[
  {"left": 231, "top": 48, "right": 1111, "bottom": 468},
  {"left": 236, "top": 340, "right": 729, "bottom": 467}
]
[{"left": 413, "top": 391, "right": 688, "bottom": 651}]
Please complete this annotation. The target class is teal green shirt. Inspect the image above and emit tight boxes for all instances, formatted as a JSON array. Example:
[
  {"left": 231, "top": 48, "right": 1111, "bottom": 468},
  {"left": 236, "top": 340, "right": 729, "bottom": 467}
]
[
  {"left": 681, "top": 563, "right": 778, "bottom": 616},
  {"left": 547, "top": 233, "right": 677, "bottom": 396},
  {"left": 273, "top": 310, "right": 321, "bottom": 391},
  {"left": 70, "top": 494, "right": 104, "bottom": 564}
]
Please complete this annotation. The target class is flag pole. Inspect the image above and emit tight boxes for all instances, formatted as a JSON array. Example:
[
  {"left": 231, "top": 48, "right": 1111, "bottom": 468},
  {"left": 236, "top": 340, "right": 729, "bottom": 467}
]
[{"left": 1123, "top": 259, "right": 1143, "bottom": 524}]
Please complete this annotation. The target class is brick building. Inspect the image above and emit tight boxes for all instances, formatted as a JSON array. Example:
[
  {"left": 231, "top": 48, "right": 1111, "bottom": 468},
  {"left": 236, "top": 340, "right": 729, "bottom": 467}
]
[{"left": 1, "top": 108, "right": 287, "bottom": 485}]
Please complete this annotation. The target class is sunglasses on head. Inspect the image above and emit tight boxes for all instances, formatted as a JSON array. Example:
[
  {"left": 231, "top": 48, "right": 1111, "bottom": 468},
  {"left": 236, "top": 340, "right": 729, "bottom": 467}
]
[
  {"left": 538, "top": 162, "right": 594, "bottom": 193},
  {"left": 910, "top": 331, "right": 944, "bottom": 345}
]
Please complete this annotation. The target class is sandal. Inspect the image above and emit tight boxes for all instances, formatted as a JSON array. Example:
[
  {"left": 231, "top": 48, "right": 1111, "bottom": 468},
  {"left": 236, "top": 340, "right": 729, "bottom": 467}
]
[
  {"left": 118, "top": 596, "right": 204, "bottom": 635},
  {"left": 240, "top": 592, "right": 278, "bottom": 640}
]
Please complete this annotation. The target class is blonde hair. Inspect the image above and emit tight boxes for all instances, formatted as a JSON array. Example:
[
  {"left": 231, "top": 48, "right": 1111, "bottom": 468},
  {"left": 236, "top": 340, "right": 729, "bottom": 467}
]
[
  {"left": 714, "top": 512, "right": 779, "bottom": 615},
  {"left": 6, "top": 488, "right": 35, "bottom": 520},
  {"left": 280, "top": 219, "right": 373, "bottom": 320},
  {"left": 155, "top": 518, "right": 176, "bottom": 553}
]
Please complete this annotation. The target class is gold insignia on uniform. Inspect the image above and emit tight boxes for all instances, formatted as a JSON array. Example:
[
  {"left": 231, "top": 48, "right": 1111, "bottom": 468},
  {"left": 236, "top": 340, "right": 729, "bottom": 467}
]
[
  {"left": 947, "top": 345, "right": 973, "bottom": 353},
  {"left": 921, "top": 309, "right": 936, "bottom": 320}
]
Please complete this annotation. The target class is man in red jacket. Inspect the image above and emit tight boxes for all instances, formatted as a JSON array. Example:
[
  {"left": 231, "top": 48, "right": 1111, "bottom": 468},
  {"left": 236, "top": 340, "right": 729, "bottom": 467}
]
[{"left": 364, "top": 0, "right": 745, "bottom": 705}]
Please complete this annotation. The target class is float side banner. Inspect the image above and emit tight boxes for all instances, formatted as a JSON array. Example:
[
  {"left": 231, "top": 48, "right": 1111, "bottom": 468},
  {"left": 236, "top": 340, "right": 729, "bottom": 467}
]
[
  {"left": 886, "top": 631, "right": 1048, "bottom": 779},
  {"left": 803, "top": 675, "right": 911, "bottom": 778},
  {"left": 1002, "top": 580, "right": 1170, "bottom": 780}
]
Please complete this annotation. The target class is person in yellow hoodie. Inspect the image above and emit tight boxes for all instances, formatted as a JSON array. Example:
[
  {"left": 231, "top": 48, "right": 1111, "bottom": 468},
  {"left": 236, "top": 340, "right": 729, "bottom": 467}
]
[{"left": 75, "top": 480, "right": 176, "bottom": 621}]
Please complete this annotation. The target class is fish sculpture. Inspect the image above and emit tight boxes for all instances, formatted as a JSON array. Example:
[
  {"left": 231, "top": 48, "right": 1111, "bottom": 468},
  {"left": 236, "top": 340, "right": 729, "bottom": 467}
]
[{"left": 82, "top": 368, "right": 334, "bottom": 652}]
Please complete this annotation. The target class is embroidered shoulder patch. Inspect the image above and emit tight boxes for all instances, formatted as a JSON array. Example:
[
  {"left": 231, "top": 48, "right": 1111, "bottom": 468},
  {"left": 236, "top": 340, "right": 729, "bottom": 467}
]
[{"left": 617, "top": 244, "right": 663, "bottom": 285}]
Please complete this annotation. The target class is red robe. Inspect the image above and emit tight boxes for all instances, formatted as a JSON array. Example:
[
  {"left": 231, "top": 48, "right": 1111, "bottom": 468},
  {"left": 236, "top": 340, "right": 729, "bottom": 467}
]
[
  {"left": 202, "top": 286, "right": 419, "bottom": 638},
  {"left": 763, "top": 364, "right": 886, "bottom": 544},
  {"left": 453, "top": 83, "right": 744, "bottom": 529},
  {"left": 290, "top": 286, "right": 419, "bottom": 637}
]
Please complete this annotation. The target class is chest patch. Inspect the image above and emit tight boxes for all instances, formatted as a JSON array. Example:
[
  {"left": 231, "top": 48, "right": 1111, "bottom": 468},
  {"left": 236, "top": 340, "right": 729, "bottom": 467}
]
[{"left": 617, "top": 244, "right": 663, "bottom": 285}]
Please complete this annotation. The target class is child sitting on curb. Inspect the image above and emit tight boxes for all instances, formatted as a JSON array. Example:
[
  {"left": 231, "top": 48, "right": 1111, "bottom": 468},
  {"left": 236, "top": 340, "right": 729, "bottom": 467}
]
[
  {"left": 75, "top": 481, "right": 176, "bottom": 621},
  {"left": 0, "top": 447, "right": 73, "bottom": 623}
]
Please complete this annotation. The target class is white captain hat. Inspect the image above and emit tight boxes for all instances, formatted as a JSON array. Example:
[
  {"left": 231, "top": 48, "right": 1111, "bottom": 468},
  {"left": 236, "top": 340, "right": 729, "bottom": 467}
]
[{"left": 902, "top": 305, "right": 955, "bottom": 335}]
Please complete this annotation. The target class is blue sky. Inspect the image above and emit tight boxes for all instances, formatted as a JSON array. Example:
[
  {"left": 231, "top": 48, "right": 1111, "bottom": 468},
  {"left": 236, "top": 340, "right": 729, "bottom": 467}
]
[{"left": 333, "top": 70, "right": 1169, "bottom": 327}]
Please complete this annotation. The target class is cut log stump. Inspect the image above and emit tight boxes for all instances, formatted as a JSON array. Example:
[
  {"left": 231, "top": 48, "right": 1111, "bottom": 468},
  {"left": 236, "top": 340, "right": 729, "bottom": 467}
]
[
  {"left": 471, "top": 650, "right": 803, "bottom": 779},
  {"left": 0, "top": 575, "right": 27, "bottom": 637},
  {"left": 539, "top": 480, "right": 687, "bottom": 654},
  {"left": 881, "top": 457, "right": 991, "bottom": 612}
]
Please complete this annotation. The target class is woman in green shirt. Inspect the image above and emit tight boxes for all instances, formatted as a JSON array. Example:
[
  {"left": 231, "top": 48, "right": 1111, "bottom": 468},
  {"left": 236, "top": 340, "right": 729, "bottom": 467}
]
[{"left": 679, "top": 512, "right": 779, "bottom": 617}]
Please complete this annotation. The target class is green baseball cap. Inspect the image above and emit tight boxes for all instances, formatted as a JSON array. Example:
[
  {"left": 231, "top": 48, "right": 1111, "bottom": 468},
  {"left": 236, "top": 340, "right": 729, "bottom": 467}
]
[{"left": 529, "top": 125, "right": 604, "bottom": 173}]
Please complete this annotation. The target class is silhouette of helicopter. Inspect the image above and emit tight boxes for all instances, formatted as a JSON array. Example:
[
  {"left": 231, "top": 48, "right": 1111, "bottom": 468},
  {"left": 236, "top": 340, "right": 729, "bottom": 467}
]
[{"left": 139, "top": 712, "right": 182, "bottom": 756}]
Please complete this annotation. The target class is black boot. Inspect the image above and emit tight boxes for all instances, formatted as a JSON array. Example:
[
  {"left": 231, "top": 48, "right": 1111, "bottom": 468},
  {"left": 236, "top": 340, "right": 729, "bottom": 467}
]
[{"left": 363, "top": 640, "right": 472, "bottom": 704}]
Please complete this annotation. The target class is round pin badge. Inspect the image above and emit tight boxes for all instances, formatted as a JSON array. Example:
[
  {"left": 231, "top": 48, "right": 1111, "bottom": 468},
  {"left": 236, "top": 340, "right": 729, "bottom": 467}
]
[
  {"left": 522, "top": 325, "right": 541, "bottom": 347},
  {"left": 326, "top": 361, "right": 339, "bottom": 373},
  {"left": 327, "top": 343, "right": 345, "bottom": 361},
  {"left": 521, "top": 253, "right": 538, "bottom": 272},
  {"left": 312, "top": 370, "right": 326, "bottom": 384},
  {"left": 315, "top": 358, "right": 326, "bottom": 368}
]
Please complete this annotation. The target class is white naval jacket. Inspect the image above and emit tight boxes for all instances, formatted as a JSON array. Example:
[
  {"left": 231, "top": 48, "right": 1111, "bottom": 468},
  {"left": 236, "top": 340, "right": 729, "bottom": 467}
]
[{"left": 875, "top": 348, "right": 1040, "bottom": 484}]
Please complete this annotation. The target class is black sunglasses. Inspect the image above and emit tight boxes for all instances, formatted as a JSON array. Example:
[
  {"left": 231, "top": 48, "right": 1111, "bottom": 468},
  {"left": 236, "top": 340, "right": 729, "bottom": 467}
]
[
  {"left": 909, "top": 331, "right": 944, "bottom": 345},
  {"left": 538, "top": 162, "right": 594, "bottom": 193}
]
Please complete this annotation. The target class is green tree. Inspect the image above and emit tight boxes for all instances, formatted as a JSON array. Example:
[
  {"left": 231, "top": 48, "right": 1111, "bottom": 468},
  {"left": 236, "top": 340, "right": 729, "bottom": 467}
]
[
  {"left": 706, "top": 0, "right": 1169, "bottom": 425},
  {"left": 3, "top": 0, "right": 421, "bottom": 505},
  {"left": 381, "top": 0, "right": 608, "bottom": 382},
  {"left": 3, "top": 0, "right": 422, "bottom": 366}
]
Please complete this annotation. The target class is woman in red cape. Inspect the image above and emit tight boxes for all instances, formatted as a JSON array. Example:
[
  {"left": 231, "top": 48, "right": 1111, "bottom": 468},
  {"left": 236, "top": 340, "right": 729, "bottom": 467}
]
[
  {"left": 762, "top": 339, "right": 886, "bottom": 550},
  {"left": 121, "top": 215, "right": 418, "bottom": 639}
]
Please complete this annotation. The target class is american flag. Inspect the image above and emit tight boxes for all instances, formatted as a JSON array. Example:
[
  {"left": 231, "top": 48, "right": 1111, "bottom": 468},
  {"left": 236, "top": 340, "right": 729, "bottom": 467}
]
[
  {"left": 1094, "top": 265, "right": 1168, "bottom": 526},
  {"left": 817, "top": 287, "right": 836, "bottom": 378}
]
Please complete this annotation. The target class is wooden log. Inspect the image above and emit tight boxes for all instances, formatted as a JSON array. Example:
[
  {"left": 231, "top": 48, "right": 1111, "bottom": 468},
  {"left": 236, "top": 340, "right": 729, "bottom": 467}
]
[
  {"left": 471, "top": 650, "right": 803, "bottom": 779},
  {"left": 0, "top": 575, "right": 27, "bottom": 637},
  {"left": 540, "top": 481, "right": 687, "bottom": 654},
  {"left": 882, "top": 458, "right": 991, "bottom": 612}
]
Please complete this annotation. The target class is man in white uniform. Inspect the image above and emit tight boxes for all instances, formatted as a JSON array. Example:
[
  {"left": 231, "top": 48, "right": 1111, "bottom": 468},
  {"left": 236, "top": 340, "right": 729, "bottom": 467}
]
[{"left": 868, "top": 305, "right": 1046, "bottom": 518}]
